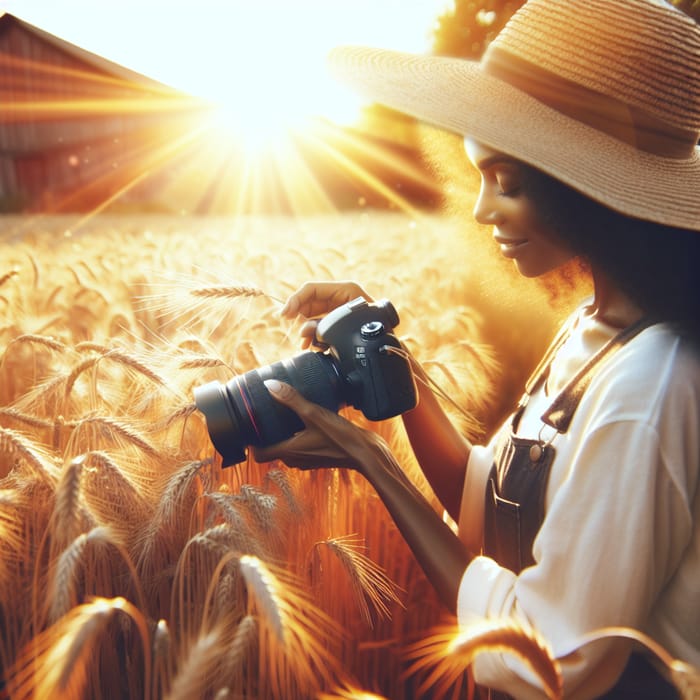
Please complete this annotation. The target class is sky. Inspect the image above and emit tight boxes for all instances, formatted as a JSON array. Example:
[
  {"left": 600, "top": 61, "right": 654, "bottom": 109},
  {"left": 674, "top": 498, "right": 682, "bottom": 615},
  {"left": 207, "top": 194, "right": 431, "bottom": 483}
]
[{"left": 0, "top": 1, "right": 453, "bottom": 125}]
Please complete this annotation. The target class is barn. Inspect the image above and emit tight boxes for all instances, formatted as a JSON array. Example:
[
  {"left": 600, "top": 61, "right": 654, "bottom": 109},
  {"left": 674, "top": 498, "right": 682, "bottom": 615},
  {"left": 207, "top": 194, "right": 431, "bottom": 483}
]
[
  {"left": 0, "top": 12, "right": 206, "bottom": 214},
  {"left": 0, "top": 12, "right": 442, "bottom": 216}
]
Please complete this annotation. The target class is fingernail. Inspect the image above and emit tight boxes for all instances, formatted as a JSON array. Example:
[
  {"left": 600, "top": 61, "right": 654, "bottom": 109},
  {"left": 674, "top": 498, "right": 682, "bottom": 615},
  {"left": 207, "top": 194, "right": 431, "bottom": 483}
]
[{"left": 264, "top": 379, "right": 283, "bottom": 394}]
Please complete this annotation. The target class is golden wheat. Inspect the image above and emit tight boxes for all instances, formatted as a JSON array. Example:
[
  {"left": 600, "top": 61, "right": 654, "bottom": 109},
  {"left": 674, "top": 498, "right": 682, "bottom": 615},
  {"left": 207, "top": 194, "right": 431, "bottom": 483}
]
[
  {"left": 1, "top": 212, "right": 683, "bottom": 699},
  {"left": 405, "top": 619, "right": 562, "bottom": 699},
  {"left": 314, "top": 534, "right": 403, "bottom": 626}
]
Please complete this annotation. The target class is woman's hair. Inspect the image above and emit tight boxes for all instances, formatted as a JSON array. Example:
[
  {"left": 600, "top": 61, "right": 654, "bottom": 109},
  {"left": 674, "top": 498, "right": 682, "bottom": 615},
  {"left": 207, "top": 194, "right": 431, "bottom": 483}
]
[{"left": 520, "top": 164, "right": 700, "bottom": 334}]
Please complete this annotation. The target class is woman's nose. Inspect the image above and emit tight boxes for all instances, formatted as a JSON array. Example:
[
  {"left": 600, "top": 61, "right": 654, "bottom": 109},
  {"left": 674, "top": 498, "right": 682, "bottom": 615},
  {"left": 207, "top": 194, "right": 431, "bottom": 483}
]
[{"left": 473, "top": 189, "right": 503, "bottom": 226}]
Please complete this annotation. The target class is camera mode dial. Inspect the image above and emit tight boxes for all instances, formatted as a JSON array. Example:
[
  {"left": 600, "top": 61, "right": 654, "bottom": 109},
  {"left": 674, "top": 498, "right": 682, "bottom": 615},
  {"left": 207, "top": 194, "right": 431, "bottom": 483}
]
[{"left": 360, "top": 321, "right": 384, "bottom": 339}]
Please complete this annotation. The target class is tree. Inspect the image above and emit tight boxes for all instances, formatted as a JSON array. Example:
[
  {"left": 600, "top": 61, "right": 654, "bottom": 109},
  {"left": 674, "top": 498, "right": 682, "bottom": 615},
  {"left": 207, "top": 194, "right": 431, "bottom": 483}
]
[
  {"left": 432, "top": 0, "right": 699, "bottom": 59},
  {"left": 431, "top": 0, "right": 527, "bottom": 58},
  {"left": 671, "top": 0, "right": 700, "bottom": 21}
]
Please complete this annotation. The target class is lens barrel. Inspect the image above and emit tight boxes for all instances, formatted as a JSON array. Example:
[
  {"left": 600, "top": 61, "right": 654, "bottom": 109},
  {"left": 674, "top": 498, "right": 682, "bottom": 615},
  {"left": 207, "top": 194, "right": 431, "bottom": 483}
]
[{"left": 194, "top": 351, "right": 344, "bottom": 467}]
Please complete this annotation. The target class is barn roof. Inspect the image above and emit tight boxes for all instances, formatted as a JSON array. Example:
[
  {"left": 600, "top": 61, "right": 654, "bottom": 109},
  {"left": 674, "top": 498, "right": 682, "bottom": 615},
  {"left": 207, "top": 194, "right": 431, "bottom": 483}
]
[{"left": 0, "top": 11, "right": 183, "bottom": 95}]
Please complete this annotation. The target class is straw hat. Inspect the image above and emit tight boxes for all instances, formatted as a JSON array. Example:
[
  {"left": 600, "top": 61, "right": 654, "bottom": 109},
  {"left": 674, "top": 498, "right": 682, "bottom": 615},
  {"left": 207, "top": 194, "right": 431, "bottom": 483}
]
[{"left": 328, "top": 0, "right": 700, "bottom": 231}]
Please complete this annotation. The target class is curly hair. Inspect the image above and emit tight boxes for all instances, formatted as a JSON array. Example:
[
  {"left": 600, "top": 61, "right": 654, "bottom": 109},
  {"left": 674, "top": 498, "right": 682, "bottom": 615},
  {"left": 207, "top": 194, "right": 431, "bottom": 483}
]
[{"left": 520, "top": 165, "right": 700, "bottom": 335}]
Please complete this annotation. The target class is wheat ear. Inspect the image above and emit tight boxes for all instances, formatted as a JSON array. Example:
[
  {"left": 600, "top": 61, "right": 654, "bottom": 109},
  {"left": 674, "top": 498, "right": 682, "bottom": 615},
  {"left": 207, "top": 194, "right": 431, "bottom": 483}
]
[
  {"left": 50, "top": 454, "right": 93, "bottom": 552},
  {"left": 317, "top": 682, "right": 389, "bottom": 699},
  {"left": 7, "top": 333, "right": 66, "bottom": 353},
  {"left": 0, "top": 268, "right": 19, "bottom": 288},
  {"left": 77, "top": 415, "right": 158, "bottom": 457},
  {"left": 189, "top": 285, "right": 268, "bottom": 300},
  {"left": 404, "top": 620, "right": 562, "bottom": 700},
  {"left": 238, "top": 554, "right": 343, "bottom": 696},
  {"left": 0, "top": 426, "right": 58, "bottom": 482},
  {"left": 167, "top": 628, "right": 226, "bottom": 700},
  {"left": 8, "top": 597, "right": 151, "bottom": 700},
  {"left": 215, "top": 614, "right": 257, "bottom": 692},
  {"left": 239, "top": 555, "right": 285, "bottom": 641},
  {"left": 315, "top": 535, "right": 403, "bottom": 626}
]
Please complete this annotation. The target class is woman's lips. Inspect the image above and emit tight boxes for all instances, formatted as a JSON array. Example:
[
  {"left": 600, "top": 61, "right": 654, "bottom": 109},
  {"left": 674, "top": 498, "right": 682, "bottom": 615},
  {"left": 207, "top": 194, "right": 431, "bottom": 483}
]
[{"left": 494, "top": 234, "right": 528, "bottom": 257}]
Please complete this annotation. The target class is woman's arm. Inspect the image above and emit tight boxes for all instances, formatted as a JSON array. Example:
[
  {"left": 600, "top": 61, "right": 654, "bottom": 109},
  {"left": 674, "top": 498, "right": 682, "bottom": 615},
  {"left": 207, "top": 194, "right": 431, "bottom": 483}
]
[
  {"left": 280, "top": 280, "right": 473, "bottom": 521},
  {"left": 402, "top": 356, "right": 472, "bottom": 522},
  {"left": 254, "top": 379, "right": 474, "bottom": 613}
]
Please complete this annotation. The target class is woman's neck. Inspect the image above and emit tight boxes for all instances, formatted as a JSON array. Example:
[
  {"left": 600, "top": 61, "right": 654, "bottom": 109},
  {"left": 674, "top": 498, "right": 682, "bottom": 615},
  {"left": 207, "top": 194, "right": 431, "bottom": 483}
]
[{"left": 590, "top": 267, "right": 645, "bottom": 328}]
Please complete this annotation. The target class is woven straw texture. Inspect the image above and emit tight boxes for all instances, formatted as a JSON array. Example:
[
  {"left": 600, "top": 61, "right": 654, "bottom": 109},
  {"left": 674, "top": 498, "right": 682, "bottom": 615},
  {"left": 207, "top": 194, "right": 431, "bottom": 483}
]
[{"left": 329, "top": 0, "right": 700, "bottom": 230}]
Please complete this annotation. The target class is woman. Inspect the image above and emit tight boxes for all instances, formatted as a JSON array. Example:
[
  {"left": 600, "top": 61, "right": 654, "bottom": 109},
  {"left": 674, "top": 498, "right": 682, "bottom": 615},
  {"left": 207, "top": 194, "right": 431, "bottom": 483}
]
[{"left": 253, "top": 0, "right": 700, "bottom": 697}]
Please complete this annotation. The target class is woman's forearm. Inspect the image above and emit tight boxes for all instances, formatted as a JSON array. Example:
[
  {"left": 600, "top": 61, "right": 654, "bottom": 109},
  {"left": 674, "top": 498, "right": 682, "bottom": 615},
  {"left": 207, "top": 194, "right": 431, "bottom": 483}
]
[
  {"left": 402, "top": 359, "right": 472, "bottom": 521},
  {"left": 358, "top": 436, "right": 473, "bottom": 614}
]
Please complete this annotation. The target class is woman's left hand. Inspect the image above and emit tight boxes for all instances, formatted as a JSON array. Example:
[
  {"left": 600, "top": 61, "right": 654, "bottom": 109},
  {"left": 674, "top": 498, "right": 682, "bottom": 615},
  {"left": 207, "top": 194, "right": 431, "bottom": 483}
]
[
  {"left": 251, "top": 379, "right": 384, "bottom": 471},
  {"left": 255, "top": 381, "right": 473, "bottom": 614}
]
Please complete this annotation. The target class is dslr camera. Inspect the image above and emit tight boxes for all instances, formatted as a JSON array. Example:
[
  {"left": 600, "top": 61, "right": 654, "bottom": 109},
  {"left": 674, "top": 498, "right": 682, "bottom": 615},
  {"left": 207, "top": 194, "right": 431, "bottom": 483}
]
[{"left": 194, "top": 297, "right": 417, "bottom": 466}]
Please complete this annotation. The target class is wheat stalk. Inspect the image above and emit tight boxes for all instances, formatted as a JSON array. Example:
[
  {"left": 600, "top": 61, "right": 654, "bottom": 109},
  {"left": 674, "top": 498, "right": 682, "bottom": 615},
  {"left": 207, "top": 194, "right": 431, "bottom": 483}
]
[
  {"left": 264, "top": 468, "right": 303, "bottom": 516},
  {"left": 238, "top": 554, "right": 344, "bottom": 696},
  {"left": 239, "top": 554, "right": 286, "bottom": 642},
  {"left": 48, "top": 531, "right": 89, "bottom": 623},
  {"left": 8, "top": 597, "right": 151, "bottom": 700},
  {"left": 202, "top": 492, "right": 260, "bottom": 555},
  {"left": 0, "top": 487, "right": 23, "bottom": 553},
  {"left": 63, "top": 355, "right": 101, "bottom": 402},
  {"left": 235, "top": 485, "right": 280, "bottom": 539},
  {"left": 50, "top": 454, "right": 94, "bottom": 552},
  {"left": 151, "top": 403, "right": 198, "bottom": 431},
  {"left": 404, "top": 620, "right": 562, "bottom": 700},
  {"left": 0, "top": 267, "right": 19, "bottom": 288},
  {"left": 153, "top": 618, "right": 173, "bottom": 699},
  {"left": 166, "top": 626, "right": 226, "bottom": 700},
  {"left": 189, "top": 285, "right": 268, "bottom": 300},
  {"left": 0, "top": 407, "right": 54, "bottom": 430},
  {"left": 44, "top": 284, "right": 64, "bottom": 312},
  {"left": 101, "top": 348, "right": 169, "bottom": 387},
  {"left": 6, "top": 333, "right": 66, "bottom": 354},
  {"left": 156, "top": 458, "right": 211, "bottom": 528},
  {"left": 79, "top": 450, "right": 154, "bottom": 538},
  {"left": 318, "top": 682, "right": 389, "bottom": 699},
  {"left": 75, "top": 415, "right": 158, "bottom": 457},
  {"left": 0, "top": 426, "right": 59, "bottom": 483},
  {"left": 218, "top": 614, "right": 257, "bottom": 690},
  {"left": 315, "top": 535, "right": 403, "bottom": 626}
]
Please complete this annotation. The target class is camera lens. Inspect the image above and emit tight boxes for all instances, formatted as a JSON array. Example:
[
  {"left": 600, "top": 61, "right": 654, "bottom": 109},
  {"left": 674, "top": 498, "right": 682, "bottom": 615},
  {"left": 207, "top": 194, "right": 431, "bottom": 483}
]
[{"left": 194, "top": 351, "right": 344, "bottom": 467}]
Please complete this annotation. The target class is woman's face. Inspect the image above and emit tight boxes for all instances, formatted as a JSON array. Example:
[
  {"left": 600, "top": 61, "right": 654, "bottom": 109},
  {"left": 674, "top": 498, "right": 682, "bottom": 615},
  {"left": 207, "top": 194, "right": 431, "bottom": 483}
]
[{"left": 464, "top": 138, "right": 576, "bottom": 278}]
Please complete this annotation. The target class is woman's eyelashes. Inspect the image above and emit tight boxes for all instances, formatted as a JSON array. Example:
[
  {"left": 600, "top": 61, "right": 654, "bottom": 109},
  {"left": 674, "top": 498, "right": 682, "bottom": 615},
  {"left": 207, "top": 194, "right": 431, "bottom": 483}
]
[{"left": 495, "top": 168, "right": 522, "bottom": 197}]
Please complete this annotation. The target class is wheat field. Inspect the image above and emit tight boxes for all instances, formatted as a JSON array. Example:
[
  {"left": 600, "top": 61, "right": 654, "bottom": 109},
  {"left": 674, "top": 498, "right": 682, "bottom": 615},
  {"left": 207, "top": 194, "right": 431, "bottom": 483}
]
[{"left": 0, "top": 209, "right": 569, "bottom": 699}]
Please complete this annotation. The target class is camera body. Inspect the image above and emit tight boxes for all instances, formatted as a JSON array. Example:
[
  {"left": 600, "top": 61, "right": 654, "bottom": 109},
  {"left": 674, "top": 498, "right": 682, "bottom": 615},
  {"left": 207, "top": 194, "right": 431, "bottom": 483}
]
[{"left": 194, "top": 297, "right": 417, "bottom": 467}]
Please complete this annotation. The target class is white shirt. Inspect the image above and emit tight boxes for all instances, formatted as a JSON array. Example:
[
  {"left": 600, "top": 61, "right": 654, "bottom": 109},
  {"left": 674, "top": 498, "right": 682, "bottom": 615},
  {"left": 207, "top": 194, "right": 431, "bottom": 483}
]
[{"left": 457, "top": 306, "right": 700, "bottom": 699}]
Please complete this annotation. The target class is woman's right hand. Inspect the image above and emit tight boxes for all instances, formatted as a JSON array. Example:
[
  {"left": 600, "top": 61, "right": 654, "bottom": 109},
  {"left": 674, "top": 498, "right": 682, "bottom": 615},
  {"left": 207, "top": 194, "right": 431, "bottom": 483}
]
[{"left": 280, "top": 280, "right": 374, "bottom": 349}]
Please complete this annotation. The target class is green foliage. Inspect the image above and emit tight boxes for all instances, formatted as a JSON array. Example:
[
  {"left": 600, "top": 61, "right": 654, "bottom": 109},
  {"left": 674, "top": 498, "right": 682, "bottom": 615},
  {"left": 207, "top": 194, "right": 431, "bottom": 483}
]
[
  {"left": 431, "top": 0, "right": 526, "bottom": 58},
  {"left": 671, "top": 0, "right": 700, "bottom": 21},
  {"left": 432, "top": 0, "right": 699, "bottom": 59}
]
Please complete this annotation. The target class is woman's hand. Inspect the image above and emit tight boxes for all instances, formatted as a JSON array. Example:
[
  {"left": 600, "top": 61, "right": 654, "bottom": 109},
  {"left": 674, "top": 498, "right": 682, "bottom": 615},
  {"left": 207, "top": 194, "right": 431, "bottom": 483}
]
[
  {"left": 278, "top": 279, "right": 472, "bottom": 522},
  {"left": 251, "top": 379, "right": 384, "bottom": 471},
  {"left": 280, "top": 280, "right": 373, "bottom": 349},
  {"left": 255, "top": 379, "right": 473, "bottom": 614}
]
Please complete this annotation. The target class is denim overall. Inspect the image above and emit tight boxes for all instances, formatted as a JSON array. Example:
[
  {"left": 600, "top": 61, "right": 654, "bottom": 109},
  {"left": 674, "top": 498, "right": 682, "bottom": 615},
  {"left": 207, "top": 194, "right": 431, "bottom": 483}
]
[{"left": 480, "top": 316, "right": 679, "bottom": 699}]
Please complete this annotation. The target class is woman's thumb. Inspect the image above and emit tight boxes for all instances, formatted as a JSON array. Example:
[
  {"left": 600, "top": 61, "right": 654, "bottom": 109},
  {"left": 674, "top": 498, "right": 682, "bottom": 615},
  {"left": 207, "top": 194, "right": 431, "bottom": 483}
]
[{"left": 264, "top": 379, "right": 296, "bottom": 404}]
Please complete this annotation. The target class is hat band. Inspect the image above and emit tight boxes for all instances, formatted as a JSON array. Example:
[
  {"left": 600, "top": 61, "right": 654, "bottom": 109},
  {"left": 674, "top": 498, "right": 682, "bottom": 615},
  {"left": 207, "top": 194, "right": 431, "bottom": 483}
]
[{"left": 482, "top": 45, "right": 698, "bottom": 159}]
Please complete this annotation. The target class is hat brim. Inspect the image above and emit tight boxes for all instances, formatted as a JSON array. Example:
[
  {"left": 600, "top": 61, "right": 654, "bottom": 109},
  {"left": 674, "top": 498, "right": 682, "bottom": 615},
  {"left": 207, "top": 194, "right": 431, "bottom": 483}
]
[{"left": 329, "top": 46, "right": 700, "bottom": 231}]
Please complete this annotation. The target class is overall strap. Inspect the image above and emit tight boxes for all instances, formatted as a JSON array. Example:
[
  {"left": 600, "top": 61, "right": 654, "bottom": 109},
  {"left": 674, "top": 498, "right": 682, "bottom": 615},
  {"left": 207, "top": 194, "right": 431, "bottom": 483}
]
[{"left": 542, "top": 316, "right": 655, "bottom": 432}]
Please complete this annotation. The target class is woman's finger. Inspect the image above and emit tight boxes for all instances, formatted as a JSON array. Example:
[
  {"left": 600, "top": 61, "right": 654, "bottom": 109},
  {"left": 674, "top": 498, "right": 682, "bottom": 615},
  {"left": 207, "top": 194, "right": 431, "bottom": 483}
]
[
  {"left": 263, "top": 379, "right": 319, "bottom": 422},
  {"left": 263, "top": 379, "right": 368, "bottom": 451},
  {"left": 279, "top": 281, "right": 373, "bottom": 320}
]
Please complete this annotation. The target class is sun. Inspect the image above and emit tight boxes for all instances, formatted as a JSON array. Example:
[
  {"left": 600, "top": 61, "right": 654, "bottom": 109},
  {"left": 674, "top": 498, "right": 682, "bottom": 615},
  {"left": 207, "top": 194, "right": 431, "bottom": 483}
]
[
  {"left": 149, "top": 1, "right": 449, "bottom": 148},
  {"left": 198, "top": 43, "right": 361, "bottom": 157}
]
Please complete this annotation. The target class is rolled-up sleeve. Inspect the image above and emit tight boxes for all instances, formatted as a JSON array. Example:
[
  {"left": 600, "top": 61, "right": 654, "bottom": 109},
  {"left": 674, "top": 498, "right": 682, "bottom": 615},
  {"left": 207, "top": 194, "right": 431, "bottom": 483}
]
[{"left": 455, "top": 417, "right": 694, "bottom": 699}]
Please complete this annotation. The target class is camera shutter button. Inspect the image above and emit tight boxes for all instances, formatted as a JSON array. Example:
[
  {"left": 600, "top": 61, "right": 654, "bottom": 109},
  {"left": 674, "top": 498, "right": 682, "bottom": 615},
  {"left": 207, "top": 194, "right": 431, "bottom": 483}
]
[{"left": 360, "top": 321, "right": 384, "bottom": 338}]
